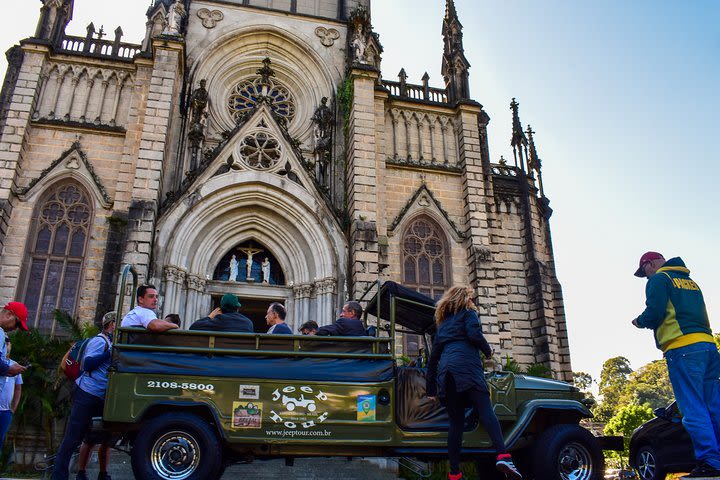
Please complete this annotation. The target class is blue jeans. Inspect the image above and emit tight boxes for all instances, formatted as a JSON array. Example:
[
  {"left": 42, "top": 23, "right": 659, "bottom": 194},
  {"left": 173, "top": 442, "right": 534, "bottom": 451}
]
[
  {"left": 665, "top": 342, "right": 720, "bottom": 469},
  {"left": 0, "top": 410, "right": 13, "bottom": 449},
  {"left": 51, "top": 386, "right": 105, "bottom": 480}
]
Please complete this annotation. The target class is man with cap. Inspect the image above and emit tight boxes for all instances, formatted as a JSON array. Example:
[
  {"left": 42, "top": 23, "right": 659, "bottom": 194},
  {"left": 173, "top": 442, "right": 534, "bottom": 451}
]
[
  {"left": 52, "top": 311, "right": 117, "bottom": 480},
  {"left": 189, "top": 294, "right": 254, "bottom": 333},
  {"left": 632, "top": 251, "right": 720, "bottom": 477},
  {"left": 0, "top": 302, "right": 29, "bottom": 378}
]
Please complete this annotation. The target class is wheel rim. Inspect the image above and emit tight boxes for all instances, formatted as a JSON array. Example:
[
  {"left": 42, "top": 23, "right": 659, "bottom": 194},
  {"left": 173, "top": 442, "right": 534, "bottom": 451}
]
[
  {"left": 637, "top": 450, "right": 656, "bottom": 480},
  {"left": 557, "top": 441, "right": 594, "bottom": 480},
  {"left": 150, "top": 430, "right": 201, "bottom": 480}
]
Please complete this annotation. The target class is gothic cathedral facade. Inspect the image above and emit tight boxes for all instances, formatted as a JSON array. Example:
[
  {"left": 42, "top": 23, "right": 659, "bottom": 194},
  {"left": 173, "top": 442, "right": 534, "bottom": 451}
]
[{"left": 0, "top": 0, "right": 572, "bottom": 379}]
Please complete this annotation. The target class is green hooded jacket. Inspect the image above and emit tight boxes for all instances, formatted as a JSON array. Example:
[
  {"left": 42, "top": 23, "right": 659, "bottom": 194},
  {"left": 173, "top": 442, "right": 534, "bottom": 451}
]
[{"left": 635, "top": 257, "right": 713, "bottom": 352}]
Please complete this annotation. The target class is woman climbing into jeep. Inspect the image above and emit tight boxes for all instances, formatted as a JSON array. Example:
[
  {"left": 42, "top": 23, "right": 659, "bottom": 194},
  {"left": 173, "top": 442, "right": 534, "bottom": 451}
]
[{"left": 426, "top": 286, "right": 522, "bottom": 480}]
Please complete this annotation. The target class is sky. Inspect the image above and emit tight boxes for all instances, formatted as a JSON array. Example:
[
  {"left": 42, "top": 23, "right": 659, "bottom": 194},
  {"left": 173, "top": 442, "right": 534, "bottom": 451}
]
[{"left": 2, "top": 1, "right": 719, "bottom": 388}]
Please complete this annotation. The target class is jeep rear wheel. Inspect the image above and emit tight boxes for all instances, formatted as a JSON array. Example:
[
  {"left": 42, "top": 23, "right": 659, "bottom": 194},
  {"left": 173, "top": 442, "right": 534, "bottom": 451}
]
[
  {"left": 532, "top": 424, "right": 604, "bottom": 480},
  {"left": 131, "top": 412, "right": 222, "bottom": 480}
]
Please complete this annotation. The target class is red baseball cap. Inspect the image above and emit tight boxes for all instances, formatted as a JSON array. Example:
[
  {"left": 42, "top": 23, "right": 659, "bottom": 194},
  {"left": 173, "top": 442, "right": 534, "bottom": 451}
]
[
  {"left": 4, "top": 302, "right": 28, "bottom": 331},
  {"left": 634, "top": 251, "right": 664, "bottom": 278}
]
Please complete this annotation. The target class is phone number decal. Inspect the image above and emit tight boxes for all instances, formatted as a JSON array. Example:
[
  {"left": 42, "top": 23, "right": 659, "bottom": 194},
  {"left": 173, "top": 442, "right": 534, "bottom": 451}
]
[{"left": 146, "top": 381, "right": 215, "bottom": 391}]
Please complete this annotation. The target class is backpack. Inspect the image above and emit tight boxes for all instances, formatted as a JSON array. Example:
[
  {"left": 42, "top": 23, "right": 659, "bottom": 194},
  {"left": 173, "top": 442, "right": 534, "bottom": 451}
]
[{"left": 60, "top": 334, "right": 110, "bottom": 381}]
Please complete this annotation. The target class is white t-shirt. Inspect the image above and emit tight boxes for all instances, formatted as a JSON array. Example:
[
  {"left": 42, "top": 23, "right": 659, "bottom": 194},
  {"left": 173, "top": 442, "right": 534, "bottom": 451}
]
[
  {"left": 0, "top": 360, "right": 22, "bottom": 411},
  {"left": 121, "top": 306, "right": 157, "bottom": 328}
]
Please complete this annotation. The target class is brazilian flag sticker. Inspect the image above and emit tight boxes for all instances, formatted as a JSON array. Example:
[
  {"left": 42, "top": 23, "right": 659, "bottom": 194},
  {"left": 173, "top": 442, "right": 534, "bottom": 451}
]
[{"left": 357, "top": 394, "right": 376, "bottom": 422}]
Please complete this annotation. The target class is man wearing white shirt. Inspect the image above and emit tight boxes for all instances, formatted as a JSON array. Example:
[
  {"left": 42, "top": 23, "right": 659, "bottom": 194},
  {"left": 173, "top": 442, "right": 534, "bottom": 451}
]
[{"left": 120, "top": 285, "right": 178, "bottom": 332}]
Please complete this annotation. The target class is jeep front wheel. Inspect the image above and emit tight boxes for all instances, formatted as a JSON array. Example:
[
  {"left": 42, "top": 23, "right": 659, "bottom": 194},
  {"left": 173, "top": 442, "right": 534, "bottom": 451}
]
[
  {"left": 532, "top": 424, "right": 604, "bottom": 480},
  {"left": 131, "top": 412, "right": 223, "bottom": 480}
]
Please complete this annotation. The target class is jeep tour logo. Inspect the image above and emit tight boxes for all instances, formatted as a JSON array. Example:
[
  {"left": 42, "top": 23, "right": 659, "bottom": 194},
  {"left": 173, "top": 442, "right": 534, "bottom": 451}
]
[{"left": 269, "top": 385, "right": 329, "bottom": 429}]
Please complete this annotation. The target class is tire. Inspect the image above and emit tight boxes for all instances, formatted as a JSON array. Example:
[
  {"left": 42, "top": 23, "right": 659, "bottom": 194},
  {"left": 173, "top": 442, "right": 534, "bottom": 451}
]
[
  {"left": 532, "top": 424, "right": 604, "bottom": 480},
  {"left": 635, "top": 445, "right": 666, "bottom": 480},
  {"left": 131, "top": 412, "right": 223, "bottom": 480},
  {"left": 286, "top": 402, "right": 296, "bottom": 411}
]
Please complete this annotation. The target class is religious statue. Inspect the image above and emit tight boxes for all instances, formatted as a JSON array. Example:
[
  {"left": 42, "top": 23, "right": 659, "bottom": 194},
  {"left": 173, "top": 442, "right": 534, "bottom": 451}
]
[
  {"left": 261, "top": 258, "right": 271, "bottom": 284},
  {"left": 187, "top": 79, "right": 209, "bottom": 169},
  {"left": 351, "top": 27, "right": 367, "bottom": 64},
  {"left": 164, "top": 0, "right": 186, "bottom": 36},
  {"left": 189, "top": 79, "right": 209, "bottom": 126},
  {"left": 239, "top": 244, "right": 264, "bottom": 282},
  {"left": 229, "top": 254, "right": 238, "bottom": 282},
  {"left": 311, "top": 97, "right": 333, "bottom": 185}
]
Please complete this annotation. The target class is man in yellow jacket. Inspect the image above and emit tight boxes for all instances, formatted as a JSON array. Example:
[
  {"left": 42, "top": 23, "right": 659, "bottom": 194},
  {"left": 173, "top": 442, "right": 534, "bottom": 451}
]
[{"left": 633, "top": 251, "right": 720, "bottom": 477}]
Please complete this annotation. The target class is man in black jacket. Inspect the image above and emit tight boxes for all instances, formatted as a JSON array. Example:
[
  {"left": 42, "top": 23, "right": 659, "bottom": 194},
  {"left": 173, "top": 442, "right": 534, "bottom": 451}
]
[
  {"left": 190, "top": 294, "right": 253, "bottom": 332},
  {"left": 317, "top": 301, "right": 366, "bottom": 336}
]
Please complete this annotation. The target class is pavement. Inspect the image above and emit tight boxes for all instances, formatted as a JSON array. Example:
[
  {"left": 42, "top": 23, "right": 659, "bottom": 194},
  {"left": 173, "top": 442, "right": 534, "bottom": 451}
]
[{"left": 1, "top": 450, "right": 402, "bottom": 479}]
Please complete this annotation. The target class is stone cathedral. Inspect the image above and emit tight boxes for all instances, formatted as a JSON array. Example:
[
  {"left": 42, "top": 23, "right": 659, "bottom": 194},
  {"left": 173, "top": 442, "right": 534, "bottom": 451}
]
[{"left": 0, "top": 0, "right": 572, "bottom": 378}]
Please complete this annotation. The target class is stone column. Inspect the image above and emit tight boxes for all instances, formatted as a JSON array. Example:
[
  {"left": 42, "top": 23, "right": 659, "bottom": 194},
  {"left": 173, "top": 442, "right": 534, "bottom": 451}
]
[
  {"left": 315, "top": 277, "right": 336, "bottom": 327},
  {"left": 162, "top": 265, "right": 186, "bottom": 317},
  {"left": 0, "top": 43, "right": 48, "bottom": 274},
  {"left": 346, "top": 66, "right": 381, "bottom": 299},
  {"left": 455, "top": 102, "right": 500, "bottom": 347},
  {"left": 293, "top": 283, "right": 313, "bottom": 325},
  {"left": 185, "top": 274, "right": 206, "bottom": 328},
  {"left": 122, "top": 38, "right": 184, "bottom": 279}
]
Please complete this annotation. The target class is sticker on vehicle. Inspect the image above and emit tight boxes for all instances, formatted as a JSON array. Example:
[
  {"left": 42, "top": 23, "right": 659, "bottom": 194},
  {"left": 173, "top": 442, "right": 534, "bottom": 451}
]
[
  {"left": 232, "top": 402, "right": 262, "bottom": 429},
  {"left": 357, "top": 394, "right": 376, "bottom": 422},
  {"left": 238, "top": 384, "right": 260, "bottom": 399}
]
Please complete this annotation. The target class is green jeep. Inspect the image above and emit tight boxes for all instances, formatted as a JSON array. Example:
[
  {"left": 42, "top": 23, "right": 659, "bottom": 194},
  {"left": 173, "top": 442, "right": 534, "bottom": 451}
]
[{"left": 104, "top": 276, "right": 617, "bottom": 480}]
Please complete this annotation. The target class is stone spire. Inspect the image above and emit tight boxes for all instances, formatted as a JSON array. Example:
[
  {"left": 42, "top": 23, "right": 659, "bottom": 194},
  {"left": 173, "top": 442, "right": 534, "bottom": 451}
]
[
  {"left": 34, "top": 0, "right": 74, "bottom": 44},
  {"left": 527, "top": 125, "right": 545, "bottom": 197},
  {"left": 441, "top": 0, "right": 471, "bottom": 103},
  {"left": 510, "top": 98, "right": 528, "bottom": 171}
]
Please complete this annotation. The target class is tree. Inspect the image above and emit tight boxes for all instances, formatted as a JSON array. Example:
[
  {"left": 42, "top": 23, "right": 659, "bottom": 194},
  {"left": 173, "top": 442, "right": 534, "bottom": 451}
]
[
  {"left": 573, "top": 371, "right": 593, "bottom": 392},
  {"left": 594, "top": 356, "right": 632, "bottom": 422},
  {"left": 619, "top": 360, "right": 673, "bottom": 410},
  {"left": 604, "top": 403, "right": 654, "bottom": 460}
]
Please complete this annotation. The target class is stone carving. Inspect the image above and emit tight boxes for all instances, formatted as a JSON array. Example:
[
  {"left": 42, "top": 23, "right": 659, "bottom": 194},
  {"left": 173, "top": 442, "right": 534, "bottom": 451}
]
[
  {"left": 163, "top": 0, "right": 186, "bottom": 36},
  {"left": 473, "top": 245, "right": 492, "bottom": 263},
  {"left": 293, "top": 283, "right": 314, "bottom": 299},
  {"left": 186, "top": 274, "right": 206, "bottom": 292},
  {"left": 261, "top": 257, "right": 270, "bottom": 284},
  {"left": 348, "top": 7, "right": 380, "bottom": 67},
  {"left": 315, "top": 26, "right": 340, "bottom": 47},
  {"left": 311, "top": 97, "right": 333, "bottom": 185},
  {"left": 197, "top": 8, "right": 224, "bottom": 29},
  {"left": 164, "top": 265, "right": 186, "bottom": 284},
  {"left": 229, "top": 254, "right": 238, "bottom": 281}
]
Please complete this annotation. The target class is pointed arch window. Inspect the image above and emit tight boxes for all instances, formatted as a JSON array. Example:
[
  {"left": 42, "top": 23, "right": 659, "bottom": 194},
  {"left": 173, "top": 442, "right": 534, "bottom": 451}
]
[
  {"left": 401, "top": 216, "right": 451, "bottom": 357},
  {"left": 22, "top": 182, "right": 92, "bottom": 333}
]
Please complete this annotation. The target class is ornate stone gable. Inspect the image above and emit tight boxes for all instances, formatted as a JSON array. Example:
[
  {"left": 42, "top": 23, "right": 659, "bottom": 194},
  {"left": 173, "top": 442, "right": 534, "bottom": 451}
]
[
  {"left": 160, "top": 103, "right": 334, "bottom": 219},
  {"left": 388, "top": 182, "right": 464, "bottom": 241},
  {"left": 15, "top": 141, "right": 113, "bottom": 208}
]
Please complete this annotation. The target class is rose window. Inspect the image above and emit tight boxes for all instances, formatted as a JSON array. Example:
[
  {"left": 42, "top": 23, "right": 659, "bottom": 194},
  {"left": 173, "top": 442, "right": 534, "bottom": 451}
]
[
  {"left": 239, "top": 132, "right": 282, "bottom": 170},
  {"left": 228, "top": 78, "right": 296, "bottom": 123}
]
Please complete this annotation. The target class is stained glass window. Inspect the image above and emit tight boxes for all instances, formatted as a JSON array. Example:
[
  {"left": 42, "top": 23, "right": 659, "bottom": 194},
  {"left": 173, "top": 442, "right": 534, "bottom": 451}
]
[
  {"left": 401, "top": 216, "right": 450, "bottom": 357},
  {"left": 22, "top": 182, "right": 92, "bottom": 333},
  {"left": 228, "top": 77, "right": 296, "bottom": 123}
]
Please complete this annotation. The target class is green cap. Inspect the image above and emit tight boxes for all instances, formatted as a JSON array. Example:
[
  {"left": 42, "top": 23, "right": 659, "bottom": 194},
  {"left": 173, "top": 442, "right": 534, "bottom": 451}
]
[{"left": 220, "top": 294, "right": 241, "bottom": 310}]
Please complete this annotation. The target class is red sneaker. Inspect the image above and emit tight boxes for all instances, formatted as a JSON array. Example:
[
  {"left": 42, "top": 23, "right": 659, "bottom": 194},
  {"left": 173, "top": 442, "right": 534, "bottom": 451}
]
[{"left": 448, "top": 472, "right": 463, "bottom": 480}]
